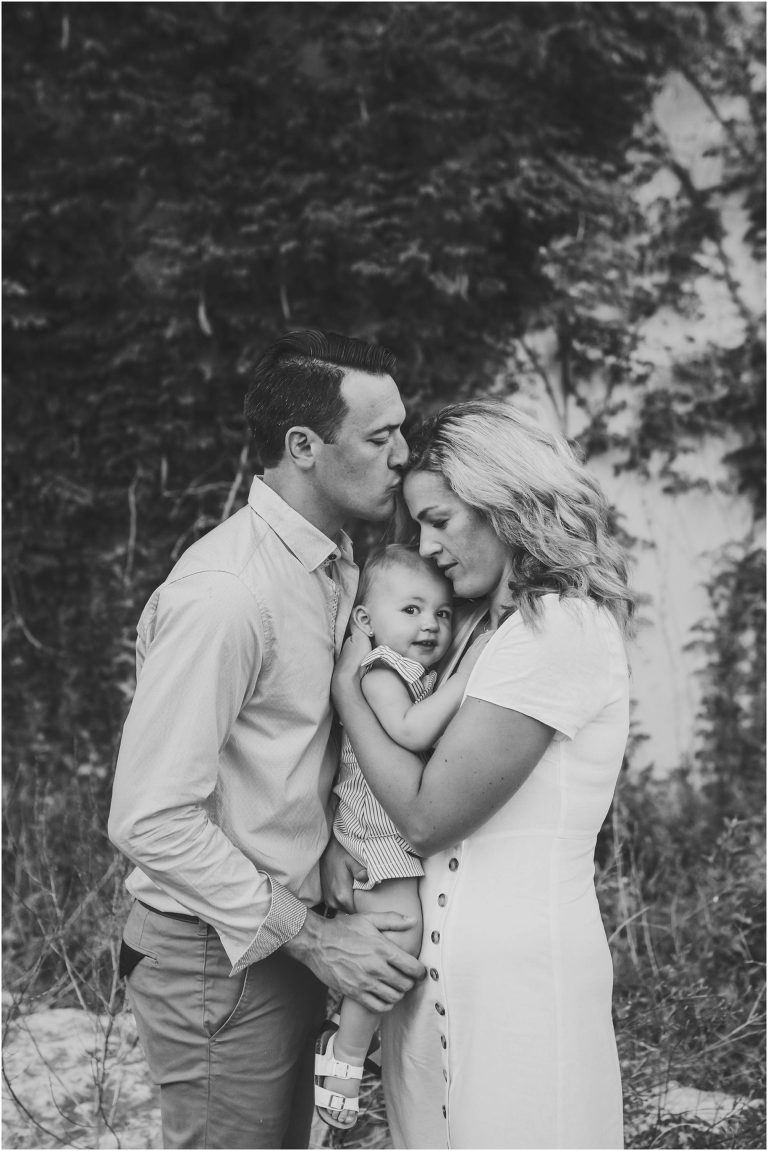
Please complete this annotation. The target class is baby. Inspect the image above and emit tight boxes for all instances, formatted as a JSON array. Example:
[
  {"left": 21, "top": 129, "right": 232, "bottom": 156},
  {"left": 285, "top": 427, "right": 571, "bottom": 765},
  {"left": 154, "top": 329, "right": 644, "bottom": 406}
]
[{"left": 315, "top": 544, "right": 474, "bottom": 1129}]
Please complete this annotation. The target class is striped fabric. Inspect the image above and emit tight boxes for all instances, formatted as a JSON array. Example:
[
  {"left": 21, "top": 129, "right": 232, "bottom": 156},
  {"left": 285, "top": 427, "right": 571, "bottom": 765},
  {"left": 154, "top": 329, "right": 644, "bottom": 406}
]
[{"left": 333, "top": 646, "right": 437, "bottom": 890}]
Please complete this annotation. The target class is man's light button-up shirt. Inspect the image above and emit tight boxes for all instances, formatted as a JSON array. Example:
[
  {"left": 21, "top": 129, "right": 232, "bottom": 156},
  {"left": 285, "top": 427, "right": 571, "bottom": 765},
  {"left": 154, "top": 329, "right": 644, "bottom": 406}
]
[{"left": 110, "top": 478, "right": 358, "bottom": 973}]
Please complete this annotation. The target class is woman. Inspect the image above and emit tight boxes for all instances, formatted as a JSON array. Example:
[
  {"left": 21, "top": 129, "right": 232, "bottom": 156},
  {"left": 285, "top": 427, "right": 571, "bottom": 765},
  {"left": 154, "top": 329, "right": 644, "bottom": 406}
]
[{"left": 331, "top": 398, "right": 634, "bottom": 1149}]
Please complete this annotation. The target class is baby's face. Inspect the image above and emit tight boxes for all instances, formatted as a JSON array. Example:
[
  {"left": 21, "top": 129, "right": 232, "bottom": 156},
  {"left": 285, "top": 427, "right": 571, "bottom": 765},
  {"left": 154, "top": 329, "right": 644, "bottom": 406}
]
[{"left": 361, "top": 563, "right": 454, "bottom": 669}]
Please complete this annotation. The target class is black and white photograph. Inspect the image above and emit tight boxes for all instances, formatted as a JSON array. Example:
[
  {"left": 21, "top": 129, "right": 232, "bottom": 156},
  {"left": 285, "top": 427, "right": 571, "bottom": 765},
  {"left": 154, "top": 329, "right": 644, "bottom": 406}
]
[{"left": 2, "top": 4, "right": 765, "bottom": 1149}]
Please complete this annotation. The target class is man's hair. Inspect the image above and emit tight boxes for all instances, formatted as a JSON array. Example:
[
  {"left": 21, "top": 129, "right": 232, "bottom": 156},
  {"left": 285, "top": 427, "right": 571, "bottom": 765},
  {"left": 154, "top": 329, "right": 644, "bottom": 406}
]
[
  {"left": 356, "top": 544, "right": 451, "bottom": 607},
  {"left": 244, "top": 329, "right": 397, "bottom": 468}
]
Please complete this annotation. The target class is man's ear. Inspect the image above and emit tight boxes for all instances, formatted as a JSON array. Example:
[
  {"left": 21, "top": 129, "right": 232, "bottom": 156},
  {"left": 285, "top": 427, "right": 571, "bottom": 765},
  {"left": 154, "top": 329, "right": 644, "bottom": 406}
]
[
  {"left": 351, "top": 604, "right": 374, "bottom": 637},
  {"left": 285, "top": 426, "right": 323, "bottom": 469}
]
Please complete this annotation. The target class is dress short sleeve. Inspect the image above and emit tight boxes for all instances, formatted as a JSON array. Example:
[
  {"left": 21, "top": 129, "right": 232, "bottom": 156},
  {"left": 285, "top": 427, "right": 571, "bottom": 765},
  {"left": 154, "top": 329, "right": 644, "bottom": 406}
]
[{"left": 465, "top": 595, "right": 617, "bottom": 740}]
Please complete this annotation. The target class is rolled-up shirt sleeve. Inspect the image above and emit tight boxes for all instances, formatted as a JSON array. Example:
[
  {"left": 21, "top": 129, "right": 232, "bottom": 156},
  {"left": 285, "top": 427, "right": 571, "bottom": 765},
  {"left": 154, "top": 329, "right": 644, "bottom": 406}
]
[{"left": 109, "top": 571, "right": 307, "bottom": 972}]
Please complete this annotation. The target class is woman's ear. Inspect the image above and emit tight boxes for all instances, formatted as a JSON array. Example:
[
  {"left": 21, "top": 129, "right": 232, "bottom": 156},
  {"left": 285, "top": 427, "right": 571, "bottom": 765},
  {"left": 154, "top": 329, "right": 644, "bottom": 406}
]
[{"left": 351, "top": 604, "right": 374, "bottom": 637}]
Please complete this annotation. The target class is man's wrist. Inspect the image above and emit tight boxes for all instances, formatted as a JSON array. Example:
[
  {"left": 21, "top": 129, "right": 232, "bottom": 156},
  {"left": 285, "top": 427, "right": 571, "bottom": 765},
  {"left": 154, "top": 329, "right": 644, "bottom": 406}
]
[{"left": 282, "top": 907, "right": 322, "bottom": 963}]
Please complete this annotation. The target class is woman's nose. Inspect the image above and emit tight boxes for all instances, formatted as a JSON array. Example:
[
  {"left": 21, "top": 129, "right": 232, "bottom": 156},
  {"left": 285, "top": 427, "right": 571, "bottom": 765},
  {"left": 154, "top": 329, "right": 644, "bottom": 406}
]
[{"left": 418, "top": 534, "right": 440, "bottom": 558}]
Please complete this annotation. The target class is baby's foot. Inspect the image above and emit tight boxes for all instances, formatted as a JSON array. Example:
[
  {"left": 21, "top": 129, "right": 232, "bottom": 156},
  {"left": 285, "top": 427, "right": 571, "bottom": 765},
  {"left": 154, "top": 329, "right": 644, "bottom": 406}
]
[
  {"left": 320, "top": 1068, "right": 359, "bottom": 1128},
  {"left": 314, "top": 1031, "right": 364, "bottom": 1130}
]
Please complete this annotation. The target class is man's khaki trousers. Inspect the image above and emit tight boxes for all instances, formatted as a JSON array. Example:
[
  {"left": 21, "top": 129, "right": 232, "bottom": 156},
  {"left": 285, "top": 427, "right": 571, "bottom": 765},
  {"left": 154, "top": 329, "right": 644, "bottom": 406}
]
[{"left": 122, "top": 900, "right": 326, "bottom": 1149}]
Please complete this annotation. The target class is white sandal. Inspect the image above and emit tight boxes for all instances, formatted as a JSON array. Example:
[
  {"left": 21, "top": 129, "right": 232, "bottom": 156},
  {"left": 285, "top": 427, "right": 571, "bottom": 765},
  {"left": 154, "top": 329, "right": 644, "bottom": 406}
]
[{"left": 314, "top": 1028, "right": 365, "bottom": 1129}]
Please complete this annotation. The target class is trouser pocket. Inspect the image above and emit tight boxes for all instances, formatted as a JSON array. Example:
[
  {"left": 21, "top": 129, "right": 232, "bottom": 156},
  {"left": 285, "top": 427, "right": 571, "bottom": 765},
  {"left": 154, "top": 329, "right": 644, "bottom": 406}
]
[
  {"left": 202, "top": 930, "right": 249, "bottom": 1039},
  {"left": 119, "top": 940, "right": 151, "bottom": 980},
  {"left": 120, "top": 899, "right": 160, "bottom": 975}
]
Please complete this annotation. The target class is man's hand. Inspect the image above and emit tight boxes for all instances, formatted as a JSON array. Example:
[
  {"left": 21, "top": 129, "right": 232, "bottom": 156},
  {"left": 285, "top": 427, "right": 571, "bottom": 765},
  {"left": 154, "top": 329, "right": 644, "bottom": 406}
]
[
  {"left": 283, "top": 909, "right": 425, "bottom": 1014},
  {"left": 319, "top": 837, "right": 368, "bottom": 914}
]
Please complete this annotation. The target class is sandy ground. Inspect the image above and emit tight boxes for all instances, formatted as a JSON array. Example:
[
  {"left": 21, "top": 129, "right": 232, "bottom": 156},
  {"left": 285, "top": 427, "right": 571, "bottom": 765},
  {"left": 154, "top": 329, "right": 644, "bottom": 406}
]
[
  {"left": 1, "top": 1005, "right": 333, "bottom": 1150},
  {"left": 2, "top": 1006, "right": 757, "bottom": 1149},
  {"left": 2, "top": 1006, "right": 160, "bottom": 1149}
]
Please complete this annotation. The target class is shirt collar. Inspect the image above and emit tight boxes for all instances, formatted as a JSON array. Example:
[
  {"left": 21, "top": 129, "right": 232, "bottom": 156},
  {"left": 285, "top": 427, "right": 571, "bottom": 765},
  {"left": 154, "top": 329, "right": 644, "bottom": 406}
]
[{"left": 247, "top": 477, "right": 353, "bottom": 573}]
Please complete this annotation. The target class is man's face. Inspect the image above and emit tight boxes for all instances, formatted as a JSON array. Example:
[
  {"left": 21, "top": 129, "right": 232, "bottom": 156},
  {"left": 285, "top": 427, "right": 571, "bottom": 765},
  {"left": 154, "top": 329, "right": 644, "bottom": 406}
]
[{"left": 313, "top": 370, "right": 408, "bottom": 524}]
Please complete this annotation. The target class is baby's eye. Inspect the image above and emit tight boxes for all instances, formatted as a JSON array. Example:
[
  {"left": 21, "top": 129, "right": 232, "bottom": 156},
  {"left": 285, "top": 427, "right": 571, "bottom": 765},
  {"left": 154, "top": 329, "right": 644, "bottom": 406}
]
[
  {"left": 437, "top": 609, "right": 452, "bottom": 620},
  {"left": 402, "top": 605, "right": 418, "bottom": 615}
]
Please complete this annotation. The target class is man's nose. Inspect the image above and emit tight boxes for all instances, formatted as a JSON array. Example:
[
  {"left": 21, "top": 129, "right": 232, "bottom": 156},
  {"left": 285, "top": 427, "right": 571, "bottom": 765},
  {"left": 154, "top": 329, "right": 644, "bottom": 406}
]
[{"left": 389, "top": 430, "right": 409, "bottom": 469}]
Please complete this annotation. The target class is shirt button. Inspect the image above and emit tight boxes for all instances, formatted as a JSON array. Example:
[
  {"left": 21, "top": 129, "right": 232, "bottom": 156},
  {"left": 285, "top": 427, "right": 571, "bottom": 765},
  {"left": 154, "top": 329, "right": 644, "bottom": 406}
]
[
  {"left": 429, "top": 968, "right": 439, "bottom": 980},
  {"left": 435, "top": 1002, "right": 445, "bottom": 1015},
  {"left": 443, "top": 1069, "right": 448, "bottom": 1081},
  {"left": 448, "top": 857, "right": 459, "bottom": 871},
  {"left": 431, "top": 930, "right": 440, "bottom": 944},
  {"left": 441, "top": 1034, "right": 447, "bottom": 1049},
  {"left": 442, "top": 1105, "right": 447, "bottom": 1117},
  {"left": 438, "top": 894, "right": 446, "bottom": 906}
]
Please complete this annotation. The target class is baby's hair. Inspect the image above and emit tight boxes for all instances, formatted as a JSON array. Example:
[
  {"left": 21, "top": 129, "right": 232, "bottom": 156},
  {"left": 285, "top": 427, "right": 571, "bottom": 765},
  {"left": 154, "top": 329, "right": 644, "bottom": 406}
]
[{"left": 356, "top": 544, "right": 450, "bottom": 607}]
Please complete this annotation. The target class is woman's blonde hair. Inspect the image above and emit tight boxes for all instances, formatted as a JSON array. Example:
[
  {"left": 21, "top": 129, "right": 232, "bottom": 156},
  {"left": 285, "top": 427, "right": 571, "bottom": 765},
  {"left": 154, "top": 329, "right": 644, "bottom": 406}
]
[{"left": 407, "top": 398, "right": 635, "bottom": 635}]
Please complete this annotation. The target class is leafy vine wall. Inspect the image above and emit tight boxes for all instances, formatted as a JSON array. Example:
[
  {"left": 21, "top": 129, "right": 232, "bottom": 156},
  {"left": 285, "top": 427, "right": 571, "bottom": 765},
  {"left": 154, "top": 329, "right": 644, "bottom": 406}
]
[{"left": 509, "top": 64, "right": 764, "bottom": 777}]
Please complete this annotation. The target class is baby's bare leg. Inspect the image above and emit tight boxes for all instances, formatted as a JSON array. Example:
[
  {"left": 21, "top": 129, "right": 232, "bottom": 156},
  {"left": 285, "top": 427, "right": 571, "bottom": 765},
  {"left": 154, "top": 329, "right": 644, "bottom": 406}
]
[{"left": 318, "top": 878, "right": 423, "bottom": 1126}]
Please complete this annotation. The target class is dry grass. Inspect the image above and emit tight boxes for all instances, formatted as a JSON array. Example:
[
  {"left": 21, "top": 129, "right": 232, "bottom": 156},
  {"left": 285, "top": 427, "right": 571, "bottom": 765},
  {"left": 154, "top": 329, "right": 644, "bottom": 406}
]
[{"left": 2, "top": 768, "right": 764, "bottom": 1149}]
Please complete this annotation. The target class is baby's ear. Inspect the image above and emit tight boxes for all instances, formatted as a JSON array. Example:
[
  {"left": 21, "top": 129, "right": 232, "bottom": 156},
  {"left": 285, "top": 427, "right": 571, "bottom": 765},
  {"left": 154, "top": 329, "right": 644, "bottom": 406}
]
[{"left": 351, "top": 604, "right": 374, "bottom": 637}]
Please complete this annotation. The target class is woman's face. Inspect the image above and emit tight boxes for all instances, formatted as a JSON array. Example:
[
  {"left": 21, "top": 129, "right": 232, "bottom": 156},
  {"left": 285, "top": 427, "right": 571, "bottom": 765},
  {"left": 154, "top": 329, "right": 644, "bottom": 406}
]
[{"left": 403, "top": 470, "right": 511, "bottom": 602}]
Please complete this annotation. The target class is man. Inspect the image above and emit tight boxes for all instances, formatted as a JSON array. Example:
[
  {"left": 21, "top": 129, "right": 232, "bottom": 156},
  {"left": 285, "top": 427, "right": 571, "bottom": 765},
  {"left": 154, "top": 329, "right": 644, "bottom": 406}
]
[{"left": 108, "top": 330, "right": 425, "bottom": 1150}]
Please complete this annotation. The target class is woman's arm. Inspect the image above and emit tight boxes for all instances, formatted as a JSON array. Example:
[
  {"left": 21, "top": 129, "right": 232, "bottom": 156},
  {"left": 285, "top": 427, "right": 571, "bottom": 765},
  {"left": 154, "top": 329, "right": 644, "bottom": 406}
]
[{"left": 333, "top": 630, "right": 553, "bottom": 855}]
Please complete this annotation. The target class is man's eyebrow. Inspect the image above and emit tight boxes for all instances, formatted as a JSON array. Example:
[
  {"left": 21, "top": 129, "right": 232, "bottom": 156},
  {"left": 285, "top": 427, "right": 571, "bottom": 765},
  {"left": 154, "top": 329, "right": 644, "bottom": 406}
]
[
  {"left": 365, "top": 404, "right": 407, "bottom": 435},
  {"left": 367, "top": 418, "right": 405, "bottom": 435}
]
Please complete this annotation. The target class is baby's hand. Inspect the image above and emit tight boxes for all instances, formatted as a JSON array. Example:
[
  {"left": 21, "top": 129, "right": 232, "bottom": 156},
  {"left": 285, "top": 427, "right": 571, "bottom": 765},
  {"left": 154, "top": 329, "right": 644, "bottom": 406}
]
[
  {"left": 332, "top": 622, "right": 373, "bottom": 707},
  {"left": 346, "top": 620, "right": 373, "bottom": 666}
]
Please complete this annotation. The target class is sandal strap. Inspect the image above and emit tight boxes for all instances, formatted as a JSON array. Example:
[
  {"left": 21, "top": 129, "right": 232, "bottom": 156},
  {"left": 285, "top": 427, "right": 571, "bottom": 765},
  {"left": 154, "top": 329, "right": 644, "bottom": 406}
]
[
  {"left": 315, "top": 1049, "right": 364, "bottom": 1081},
  {"left": 314, "top": 1084, "right": 361, "bottom": 1113}
]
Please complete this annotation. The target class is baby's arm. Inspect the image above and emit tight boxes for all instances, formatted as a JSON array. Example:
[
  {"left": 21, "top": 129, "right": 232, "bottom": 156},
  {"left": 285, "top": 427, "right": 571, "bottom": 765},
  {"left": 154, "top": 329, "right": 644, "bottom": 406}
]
[{"left": 361, "top": 667, "right": 468, "bottom": 753}]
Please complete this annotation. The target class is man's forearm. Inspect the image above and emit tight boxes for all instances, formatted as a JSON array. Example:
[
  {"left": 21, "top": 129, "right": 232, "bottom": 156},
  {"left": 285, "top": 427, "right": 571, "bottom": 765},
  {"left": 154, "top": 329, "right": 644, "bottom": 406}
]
[{"left": 111, "top": 800, "right": 306, "bottom": 971}]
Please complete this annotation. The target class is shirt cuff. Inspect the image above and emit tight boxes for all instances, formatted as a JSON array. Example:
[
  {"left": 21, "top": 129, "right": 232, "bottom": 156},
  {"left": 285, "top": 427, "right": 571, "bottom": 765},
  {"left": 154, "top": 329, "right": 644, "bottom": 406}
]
[{"left": 230, "top": 879, "right": 308, "bottom": 974}]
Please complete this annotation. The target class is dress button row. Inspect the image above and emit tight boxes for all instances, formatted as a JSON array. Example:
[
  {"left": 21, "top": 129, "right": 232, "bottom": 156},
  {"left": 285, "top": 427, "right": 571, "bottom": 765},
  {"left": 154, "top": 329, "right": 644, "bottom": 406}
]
[
  {"left": 448, "top": 857, "right": 459, "bottom": 871},
  {"left": 435, "top": 1002, "right": 445, "bottom": 1015}
]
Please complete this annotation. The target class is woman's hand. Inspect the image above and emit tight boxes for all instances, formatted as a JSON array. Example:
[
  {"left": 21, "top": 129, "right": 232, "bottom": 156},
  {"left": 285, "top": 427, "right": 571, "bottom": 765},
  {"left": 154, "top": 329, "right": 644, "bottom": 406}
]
[{"left": 332, "top": 623, "right": 372, "bottom": 713}]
